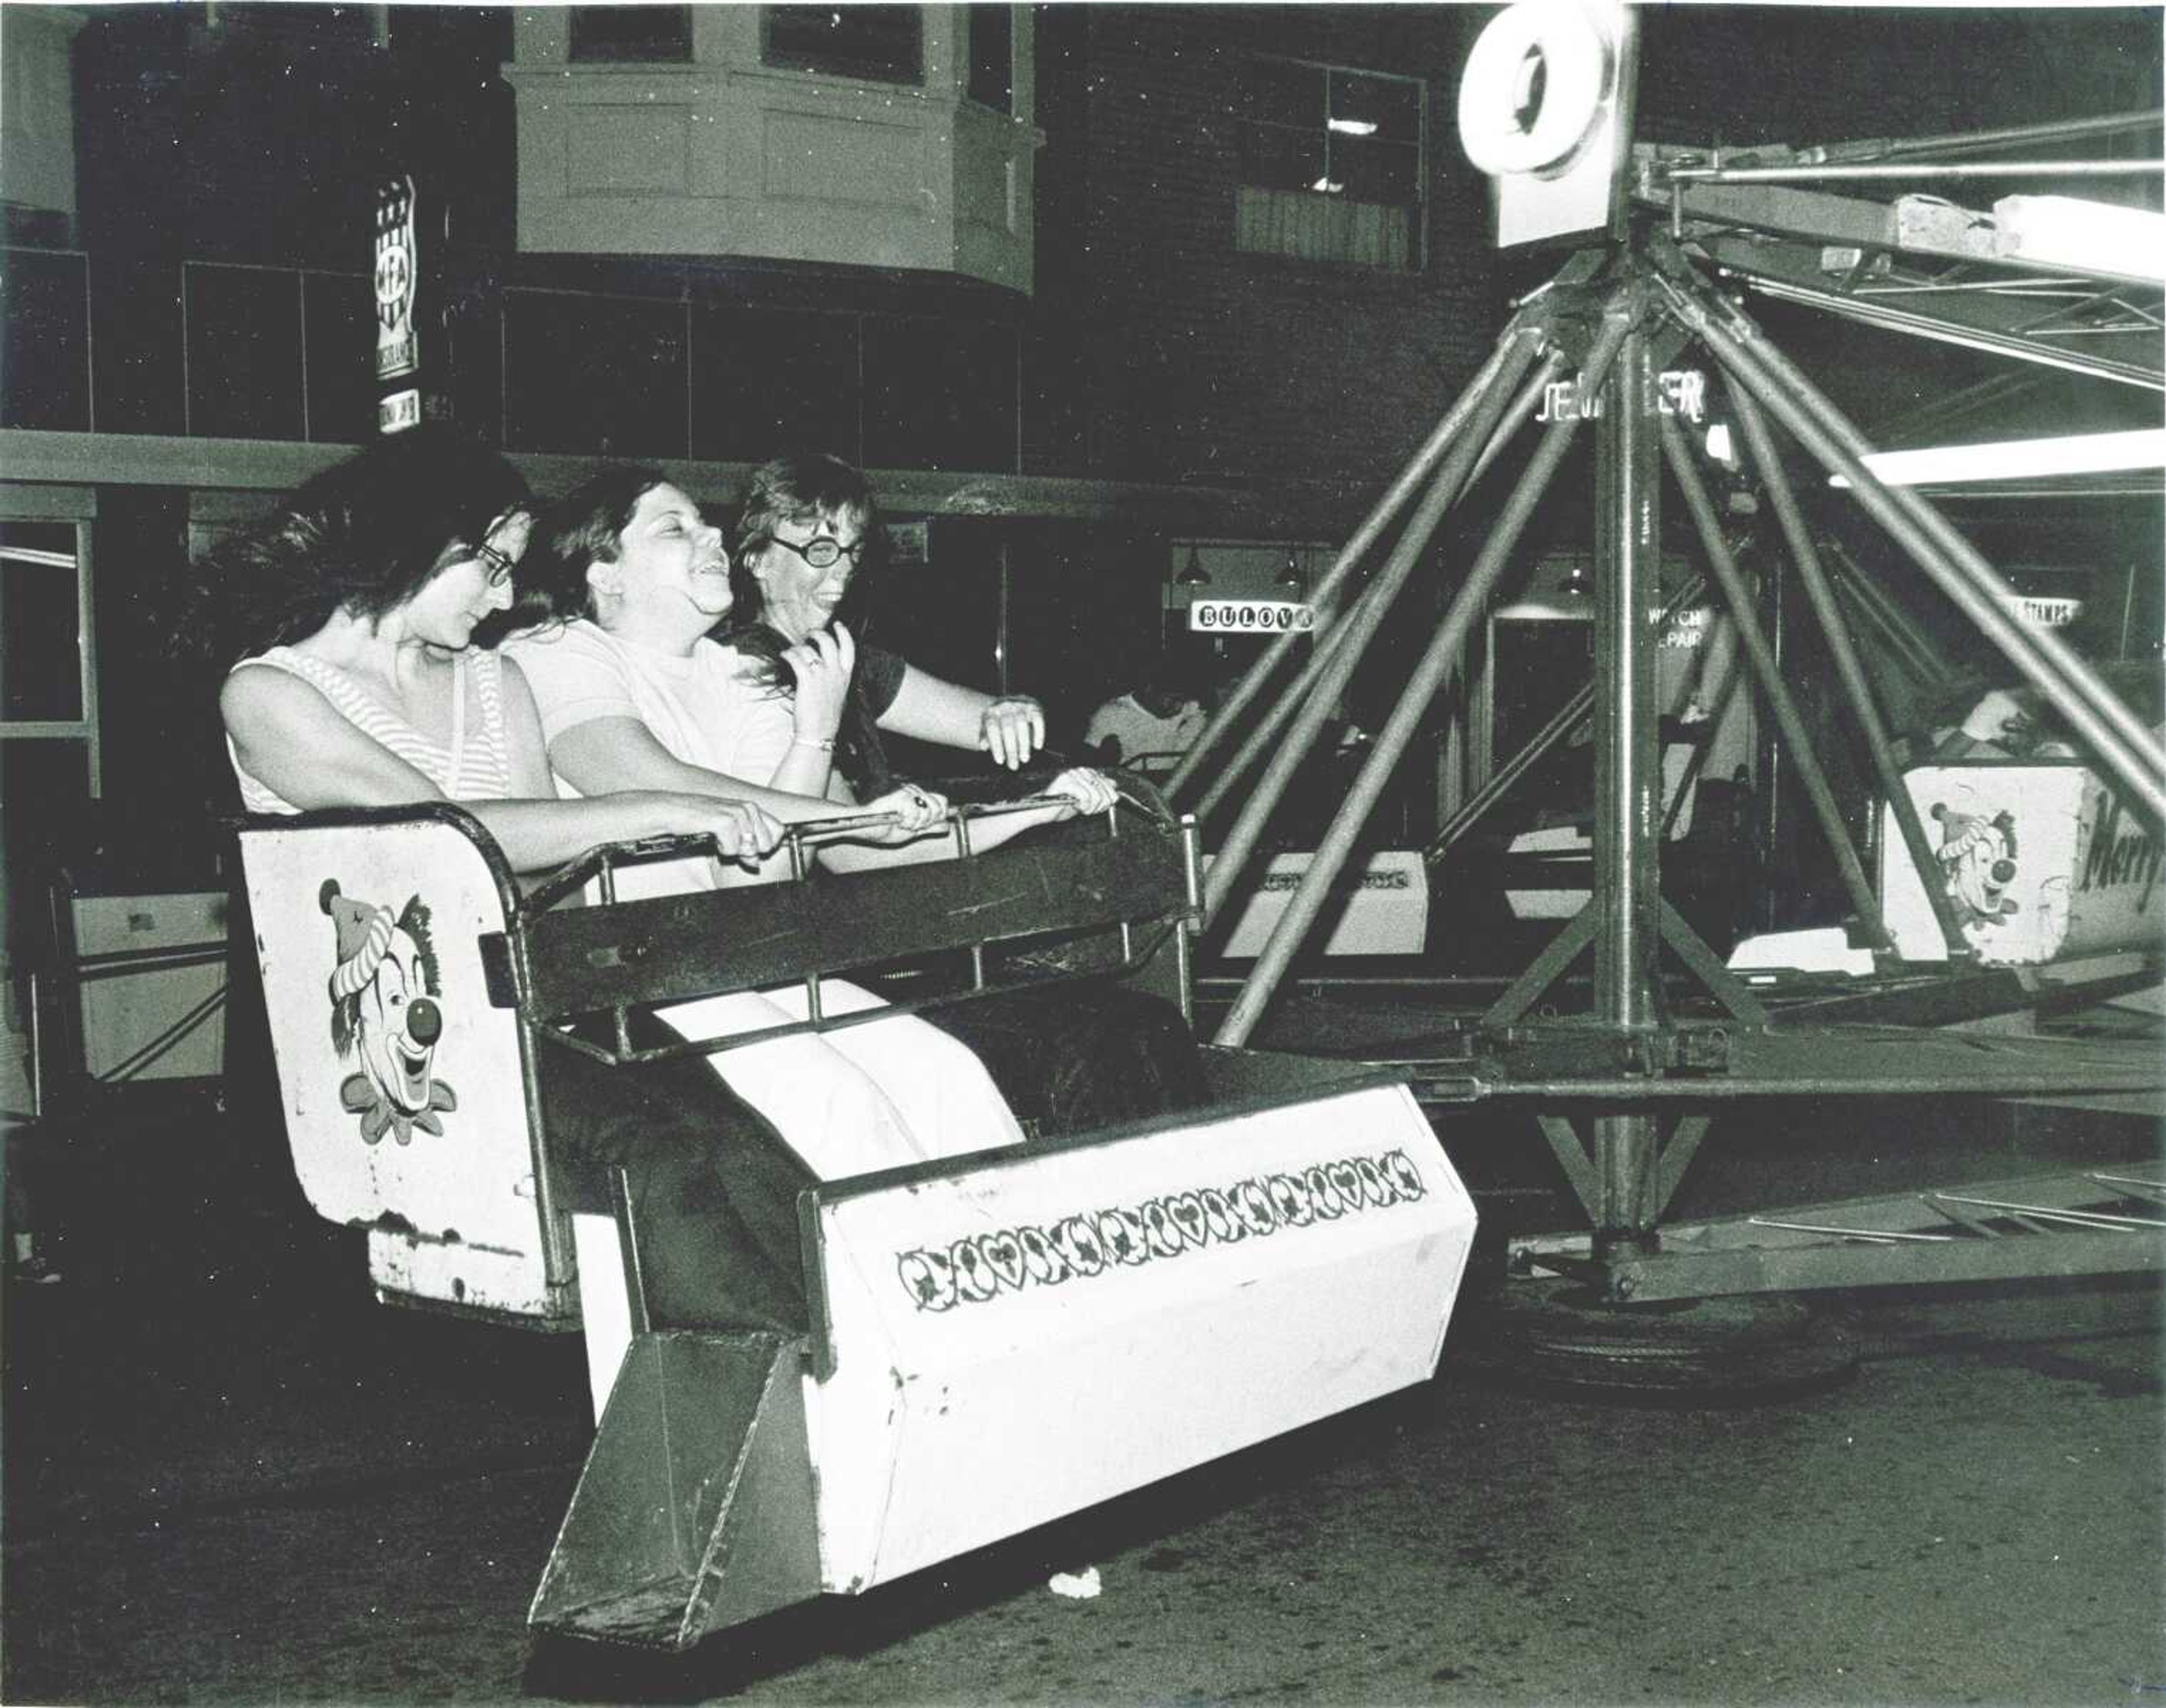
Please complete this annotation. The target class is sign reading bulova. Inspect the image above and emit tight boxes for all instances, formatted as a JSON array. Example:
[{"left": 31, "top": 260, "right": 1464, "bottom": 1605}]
[{"left": 1189, "top": 598, "right": 1315, "bottom": 634}]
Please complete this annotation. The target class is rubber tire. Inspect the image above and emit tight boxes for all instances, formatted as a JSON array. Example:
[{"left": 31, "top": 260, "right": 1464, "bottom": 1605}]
[{"left": 1454, "top": 1277, "right": 1860, "bottom": 1401}]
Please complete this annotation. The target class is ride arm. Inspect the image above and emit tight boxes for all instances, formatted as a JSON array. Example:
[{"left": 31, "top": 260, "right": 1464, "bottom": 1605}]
[
  {"left": 878, "top": 663, "right": 1045, "bottom": 770},
  {"left": 545, "top": 714, "right": 977, "bottom": 875}
]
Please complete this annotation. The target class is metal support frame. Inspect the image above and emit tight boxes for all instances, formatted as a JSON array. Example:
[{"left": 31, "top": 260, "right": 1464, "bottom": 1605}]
[
  {"left": 1213, "top": 311, "right": 1621, "bottom": 1045},
  {"left": 1167, "top": 314, "right": 1546, "bottom": 802},
  {"left": 1656, "top": 252, "right": 2166, "bottom": 821},
  {"left": 1828, "top": 542, "right": 1957, "bottom": 694},
  {"left": 1190, "top": 213, "right": 2163, "bottom": 1300},
  {"left": 1727, "top": 389, "right": 1973, "bottom": 957},
  {"left": 1585, "top": 320, "right": 1666, "bottom": 1250},
  {"left": 1515, "top": 1167, "right": 2166, "bottom": 1304},
  {"left": 1425, "top": 573, "right": 1710, "bottom": 862},
  {"left": 1197, "top": 329, "right": 1553, "bottom": 914},
  {"left": 1661, "top": 413, "right": 1893, "bottom": 949},
  {"left": 1193, "top": 345, "right": 1563, "bottom": 826}
]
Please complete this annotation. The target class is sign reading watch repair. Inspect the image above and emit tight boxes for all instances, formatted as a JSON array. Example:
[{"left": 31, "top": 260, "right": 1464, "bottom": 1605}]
[{"left": 1190, "top": 599, "right": 1315, "bottom": 633}]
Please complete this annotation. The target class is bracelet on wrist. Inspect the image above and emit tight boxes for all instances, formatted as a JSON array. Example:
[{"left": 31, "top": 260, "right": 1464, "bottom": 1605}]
[{"left": 793, "top": 734, "right": 835, "bottom": 752}]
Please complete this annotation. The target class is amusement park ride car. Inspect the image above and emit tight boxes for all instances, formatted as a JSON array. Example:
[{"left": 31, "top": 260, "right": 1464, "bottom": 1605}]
[{"left": 235, "top": 0, "right": 2161, "bottom": 1658}]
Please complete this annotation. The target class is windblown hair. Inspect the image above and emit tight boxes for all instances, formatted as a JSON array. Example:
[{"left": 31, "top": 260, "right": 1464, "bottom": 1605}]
[
  {"left": 201, "top": 426, "right": 532, "bottom": 665},
  {"left": 721, "top": 452, "right": 890, "bottom": 794},
  {"left": 508, "top": 465, "right": 673, "bottom": 631},
  {"left": 727, "top": 452, "right": 875, "bottom": 624}
]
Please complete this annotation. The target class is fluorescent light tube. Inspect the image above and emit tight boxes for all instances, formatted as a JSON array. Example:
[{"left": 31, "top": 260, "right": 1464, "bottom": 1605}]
[{"left": 1828, "top": 428, "right": 2166, "bottom": 487}]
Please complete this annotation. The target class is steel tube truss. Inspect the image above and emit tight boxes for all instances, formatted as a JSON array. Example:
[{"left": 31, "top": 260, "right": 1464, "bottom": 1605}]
[
  {"left": 1198, "top": 327, "right": 1552, "bottom": 927},
  {"left": 1214, "top": 314, "right": 1624, "bottom": 1046},
  {"left": 1660, "top": 414, "right": 1892, "bottom": 948},
  {"left": 1166, "top": 313, "right": 1547, "bottom": 802},
  {"left": 1513, "top": 1169, "right": 2166, "bottom": 1304},
  {"left": 1668, "top": 272, "right": 2166, "bottom": 822},
  {"left": 1728, "top": 389, "right": 1971, "bottom": 957},
  {"left": 1194, "top": 342, "right": 1565, "bottom": 826},
  {"left": 1186, "top": 218, "right": 2163, "bottom": 1296}
]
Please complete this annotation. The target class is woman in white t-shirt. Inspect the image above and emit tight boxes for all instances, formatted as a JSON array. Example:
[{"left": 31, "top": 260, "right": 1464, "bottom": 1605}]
[{"left": 506, "top": 468, "right": 1113, "bottom": 1178}]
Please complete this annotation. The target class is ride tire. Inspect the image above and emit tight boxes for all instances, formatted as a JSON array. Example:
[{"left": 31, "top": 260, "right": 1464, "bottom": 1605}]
[{"left": 1452, "top": 1276, "right": 1860, "bottom": 1401}]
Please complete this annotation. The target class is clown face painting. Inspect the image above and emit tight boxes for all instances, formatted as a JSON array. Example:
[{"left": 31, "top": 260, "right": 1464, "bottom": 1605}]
[
  {"left": 1930, "top": 801, "right": 2021, "bottom": 931},
  {"left": 320, "top": 879, "right": 459, "bottom": 1144}
]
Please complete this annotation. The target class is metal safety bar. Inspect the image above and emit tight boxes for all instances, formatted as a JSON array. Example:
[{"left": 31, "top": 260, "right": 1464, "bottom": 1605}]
[
  {"left": 544, "top": 915, "right": 1191, "bottom": 1072},
  {"left": 486, "top": 793, "right": 1203, "bottom": 1068}
]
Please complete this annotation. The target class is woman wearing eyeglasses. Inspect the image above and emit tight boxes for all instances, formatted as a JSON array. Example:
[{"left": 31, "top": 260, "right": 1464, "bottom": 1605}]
[
  {"left": 724, "top": 452, "right": 1064, "bottom": 798},
  {"left": 719, "top": 454, "right": 1202, "bottom": 1143},
  {"left": 216, "top": 427, "right": 785, "bottom": 873}
]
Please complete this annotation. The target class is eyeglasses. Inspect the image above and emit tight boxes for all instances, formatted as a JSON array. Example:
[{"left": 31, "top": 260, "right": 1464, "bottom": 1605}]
[
  {"left": 470, "top": 540, "right": 519, "bottom": 587},
  {"left": 768, "top": 534, "right": 865, "bottom": 572}
]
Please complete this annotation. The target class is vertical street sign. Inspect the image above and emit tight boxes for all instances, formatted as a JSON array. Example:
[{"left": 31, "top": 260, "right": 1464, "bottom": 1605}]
[{"left": 374, "top": 174, "right": 420, "bottom": 435}]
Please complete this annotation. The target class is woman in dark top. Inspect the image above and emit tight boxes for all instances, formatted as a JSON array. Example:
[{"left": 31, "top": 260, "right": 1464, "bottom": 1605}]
[
  {"left": 721, "top": 452, "right": 1208, "bottom": 1138},
  {"left": 722, "top": 453, "right": 1055, "bottom": 799}
]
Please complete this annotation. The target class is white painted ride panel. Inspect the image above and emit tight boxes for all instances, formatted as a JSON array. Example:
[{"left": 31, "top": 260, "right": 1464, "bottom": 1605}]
[
  {"left": 1880, "top": 764, "right": 2161, "bottom": 966},
  {"left": 1214, "top": 851, "right": 1430, "bottom": 956},
  {"left": 70, "top": 891, "right": 229, "bottom": 1081},
  {"left": 240, "top": 818, "right": 550, "bottom": 1314},
  {"left": 803, "top": 1081, "right": 1474, "bottom": 1592}
]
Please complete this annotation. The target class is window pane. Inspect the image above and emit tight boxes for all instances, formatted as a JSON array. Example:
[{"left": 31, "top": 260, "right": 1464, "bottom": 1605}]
[
  {"left": 689, "top": 303, "right": 861, "bottom": 465},
  {"left": 1, "top": 247, "right": 91, "bottom": 432},
  {"left": 1235, "top": 55, "right": 1425, "bottom": 270},
  {"left": 1239, "top": 57, "right": 1324, "bottom": 126},
  {"left": 0, "top": 523, "right": 83, "bottom": 723},
  {"left": 569, "top": 6, "right": 693, "bottom": 63},
  {"left": 2, "top": 738, "right": 92, "bottom": 987},
  {"left": 763, "top": 6, "right": 923, "bottom": 85},
  {"left": 968, "top": 5, "right": 1013, "bottom": 113},
  {"left": 1331, "top": 71, "right": 1420, "bottom": 147},
  {"left": 184, "top": 263, "right": 305, "bottom": 441},
  {"left": 1240, "top": 122, "right": 1326, "bottom": 195},
  {"left": 1336, "top": 136, "right": 1419, "bottom": 206},
  {"left": 1234, "top": 186, "right": 1412, "bottom": 269}
]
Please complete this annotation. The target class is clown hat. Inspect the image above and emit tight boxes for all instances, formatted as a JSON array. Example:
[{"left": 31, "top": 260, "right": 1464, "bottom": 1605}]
[{"left": 320, "top": 880, "right": 395, "bottom": 1001}]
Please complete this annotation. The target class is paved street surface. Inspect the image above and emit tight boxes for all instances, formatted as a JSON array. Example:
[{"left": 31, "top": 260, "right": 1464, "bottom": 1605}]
[{"left": 4, "top": 1089, "right": 2160, "bottom": 1706}]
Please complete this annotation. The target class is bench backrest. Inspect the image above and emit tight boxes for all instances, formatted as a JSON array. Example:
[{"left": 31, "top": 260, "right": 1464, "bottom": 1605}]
[
  {"left": 235, "top": 805, "right": 574, "bottom": 1323},
  {"left": 492, "top": 805, "right": 1198, "bottom": 1038}
]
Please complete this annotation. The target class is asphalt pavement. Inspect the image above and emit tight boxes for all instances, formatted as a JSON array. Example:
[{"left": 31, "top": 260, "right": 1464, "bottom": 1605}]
[{"left": 3, "top": 1086, "right": 2160, "bottom": 1707}]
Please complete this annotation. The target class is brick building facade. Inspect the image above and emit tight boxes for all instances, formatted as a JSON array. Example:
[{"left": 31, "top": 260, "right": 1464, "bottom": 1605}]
[{"left": 1033, "top": 5, "right": 1499, "bottom": 490}]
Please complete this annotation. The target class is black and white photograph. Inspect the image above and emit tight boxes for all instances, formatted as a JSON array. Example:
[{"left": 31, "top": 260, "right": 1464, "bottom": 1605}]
[{"left": 1, "top": 2, "right": 2161, "bottom": 1702}]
